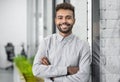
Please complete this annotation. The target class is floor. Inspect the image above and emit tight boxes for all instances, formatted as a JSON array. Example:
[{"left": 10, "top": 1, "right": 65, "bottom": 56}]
[{"left": 0, "top": 66, "right": 13, "bottom": 82}]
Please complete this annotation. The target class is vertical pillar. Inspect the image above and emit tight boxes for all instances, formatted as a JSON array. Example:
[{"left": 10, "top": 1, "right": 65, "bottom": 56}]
[{"left": 100, "top": 0, "right": 120, "bottom": 82}]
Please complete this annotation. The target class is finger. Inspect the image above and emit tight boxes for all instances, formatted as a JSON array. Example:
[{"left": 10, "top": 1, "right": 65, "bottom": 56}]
[
  {"left": 42, "top": 57, "right": 50, "bottom": 65},
  {"left": 40, "top": 57, "right": 48, "bottom": 65},
  {"left": 42, "top": 60, "right": 48, "bottom": 65},
  {"left": 41, "top": 57, "right": 50, "bottom": 65},
  {"left": 43, "top": 57, "right": 50, "bottom": 64},
  {"left": 43, "top": 58, "right": 49, "bottom": 65},
  {"left": 41, "top": 59, "right": 49, "bottom": 65},
  {"left": 76, "top": 67, "right": 79, "bottom": 71}
]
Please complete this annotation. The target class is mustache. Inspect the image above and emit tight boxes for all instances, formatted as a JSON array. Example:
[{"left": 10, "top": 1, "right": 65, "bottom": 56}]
[{"left": 59, "top": 22, "right": 71, "bottom": 26}]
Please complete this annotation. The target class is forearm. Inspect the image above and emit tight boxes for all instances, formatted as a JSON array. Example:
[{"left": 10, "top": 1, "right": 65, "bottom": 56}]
[
  {"left": 53, "top": 69, "right": 90, "bottom": 82},
  {"left": 32, "top": 62, "right": 79, "bottom": 79},
  {"left": 64, "top": 42, "right": 91, "bottom": 82},
  {"left": 32, "top": 63, "right": 67, "bottom": 78},
  {"left": 53, "top": 65, "right": 90, "bottom": 82},
  {"left": 65, "top": 66, "right": 90, "bottom": 82}
]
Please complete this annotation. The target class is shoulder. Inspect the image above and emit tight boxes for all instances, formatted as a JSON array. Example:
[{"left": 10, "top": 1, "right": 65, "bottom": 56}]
[
  {"left": 74, "top": 35, "right": 90, "bottom": 48},
  {"left": 39, "top": 34, "right": 57, "bottom": 44},
  {"left": 44, "top": 34, "right": 56, "bottom": 40},
  {"left": 43, "top": 34, "right": 57, "bottom": 42}
]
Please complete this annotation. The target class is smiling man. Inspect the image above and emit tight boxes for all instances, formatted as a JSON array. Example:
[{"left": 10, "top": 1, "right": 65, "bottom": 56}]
[{"left": 32, "top": 3, "right": 91, "bottom": 82}]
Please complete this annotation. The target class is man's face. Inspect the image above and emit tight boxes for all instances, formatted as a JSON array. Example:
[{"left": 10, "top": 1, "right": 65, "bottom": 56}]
[{"left": 55, "top": 9, "right": 75, "bottom": 34}]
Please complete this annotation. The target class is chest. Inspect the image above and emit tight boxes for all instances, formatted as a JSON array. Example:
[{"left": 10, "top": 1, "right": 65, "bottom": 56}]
[{"left": 47, "top": 41, "right": 81, "bottom": 66}]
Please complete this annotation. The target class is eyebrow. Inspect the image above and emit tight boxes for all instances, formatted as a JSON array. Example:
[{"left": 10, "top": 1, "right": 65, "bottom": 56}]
[{"left": 56, "top": 15, "right": 72, "bottom": 17}]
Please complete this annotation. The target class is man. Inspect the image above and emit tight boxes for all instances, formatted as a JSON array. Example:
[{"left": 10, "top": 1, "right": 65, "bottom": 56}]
[{"left": 32, "top": 3, "right": 91, "bottom": 82}]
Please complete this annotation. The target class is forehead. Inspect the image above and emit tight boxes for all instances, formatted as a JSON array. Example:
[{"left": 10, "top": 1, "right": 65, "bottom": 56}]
[{"left": 56, "top": 9, "right": 73, "bottom": 16}]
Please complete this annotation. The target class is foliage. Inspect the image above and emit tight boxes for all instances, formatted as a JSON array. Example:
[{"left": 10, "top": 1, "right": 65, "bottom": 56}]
[
  {"left": 28, "top": 55, "right": 35, "bottom": 65},
  {"left": 14, "top": 55, "right": 32, "bottom": 76},
  {"left": 14, "top": 54, "right": 44, "bottom": 82}
]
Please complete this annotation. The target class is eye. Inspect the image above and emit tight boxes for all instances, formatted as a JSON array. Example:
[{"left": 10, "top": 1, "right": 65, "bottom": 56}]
[
  {"left": 66, "top": 16, "right": 72, "bottom": 19},
  {"left": 57, "top": 16, "right": 63, "bottom": 20},
  {"left": 57, "top": 17, "right": 62, "bottom": 20}
]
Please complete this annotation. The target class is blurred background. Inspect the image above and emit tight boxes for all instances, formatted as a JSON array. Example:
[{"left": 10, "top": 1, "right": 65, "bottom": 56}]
[{"left": 0, "top": 0, "right": 120, "bottom": 82}]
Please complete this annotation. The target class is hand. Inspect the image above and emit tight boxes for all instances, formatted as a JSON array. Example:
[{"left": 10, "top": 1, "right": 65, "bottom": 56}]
[
  {"left": 40, "top": 57, "right": 54, "bottom": 80},
  {"left": 40, "top": 57, "right": 50, "bottom": 65},
  {"left": 67, "top": 66, "right": 79, "bottom": 75}
]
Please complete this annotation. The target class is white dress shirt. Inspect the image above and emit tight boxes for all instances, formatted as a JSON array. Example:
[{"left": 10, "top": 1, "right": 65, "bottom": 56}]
[{"left": 32, "top": 33, "right": 91, "bottom": 82}]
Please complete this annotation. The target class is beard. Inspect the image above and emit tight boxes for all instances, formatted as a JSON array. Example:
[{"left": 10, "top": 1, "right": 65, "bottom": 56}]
[{"left": 57, "top": 22, "right": 73, "bottom": 34}]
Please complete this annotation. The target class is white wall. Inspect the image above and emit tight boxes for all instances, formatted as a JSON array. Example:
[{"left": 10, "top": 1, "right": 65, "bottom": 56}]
[
  {"left": 100, "top": 0, "right": 120, "bottom": 82},
  {"left": 71, "top": 0, "right": 88, "bottom": 41},
  {"left": 0, "top": 0, "right": 27, "bottom": 68}
]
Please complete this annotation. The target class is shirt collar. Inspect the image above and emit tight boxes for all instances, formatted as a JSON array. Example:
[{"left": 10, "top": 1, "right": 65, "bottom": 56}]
[{"left": 57, "top": 33, "right": 74, "bottom": 42}]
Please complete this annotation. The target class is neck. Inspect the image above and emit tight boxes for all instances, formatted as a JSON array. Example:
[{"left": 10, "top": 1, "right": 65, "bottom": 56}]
[{"left": 59, "top": 31, "right": 72, "bottom": 37}]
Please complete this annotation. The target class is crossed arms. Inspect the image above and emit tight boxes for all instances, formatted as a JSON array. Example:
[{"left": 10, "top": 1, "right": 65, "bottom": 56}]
[
  {"left": 32, "top": 40, "right": 91, "bottom": 82},
  {"left": 41, "top": 56, "right": 79, "bottom": 81},
  {"left": 33, "top": 50, "right": 90, "bottom": 82},
  {"left": 41, "top": 56, "right": 79, "bottom": 75}
]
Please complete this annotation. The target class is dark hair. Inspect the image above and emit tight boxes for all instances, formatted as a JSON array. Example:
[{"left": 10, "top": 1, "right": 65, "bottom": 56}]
[{"left": 56, "top": 3, "right": 75, "bottom": 18}]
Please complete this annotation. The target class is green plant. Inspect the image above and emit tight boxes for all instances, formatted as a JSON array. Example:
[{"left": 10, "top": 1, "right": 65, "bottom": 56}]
[
  {"left": 14, "top": 54, "right": 44, "bottom": 82},
  {"left": 28, "top": 55, "right": 35, "bottom": 65},
  {"left": 14, "top": 55, "right": 31, "bottom": 74}
]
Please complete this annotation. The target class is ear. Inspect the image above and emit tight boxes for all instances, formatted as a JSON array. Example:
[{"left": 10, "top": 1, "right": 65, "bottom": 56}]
[
  {"left": 73, "top": 18, "right": 76, "bottom": 24},
  {"left": 55, "top": 17, "right": 57, "bottom": 24}
]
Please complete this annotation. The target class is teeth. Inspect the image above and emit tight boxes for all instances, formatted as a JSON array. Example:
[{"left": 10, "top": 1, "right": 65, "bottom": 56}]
[
  {"left": 59, "top": 24, "right": 69, "bottom": 27},
  {"left": 62, "top": 25, "right": 67, "bottom": 27},
  {"left": 62, "top": 25, "right": 67, "bottom": 26},
  {"left": 62, "top": 24, "right": 67, "bottom": 26}
]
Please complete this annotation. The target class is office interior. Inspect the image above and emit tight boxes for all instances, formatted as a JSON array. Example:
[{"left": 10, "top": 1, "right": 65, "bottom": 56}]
[{"left": 0, "top": 0, "right": 120, "bottom": 82}]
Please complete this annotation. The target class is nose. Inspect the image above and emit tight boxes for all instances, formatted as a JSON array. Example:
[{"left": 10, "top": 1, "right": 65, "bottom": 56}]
[{"left": 62, "top": 18, "right": 67, "bottom": 23}]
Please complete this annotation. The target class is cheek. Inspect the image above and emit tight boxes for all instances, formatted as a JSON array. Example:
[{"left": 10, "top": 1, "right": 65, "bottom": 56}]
[
  {"left": 55, "top": 22, "right": 60, "bottom": 26},
  {"left": 55, "top": 20, "right": 60, "bottom": 25},
  {"left": 68, "top": 19, "right": 75, "bottom": 24},
  {"left": 68, "top": 21, "right": 74, "bottom": 25}
]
